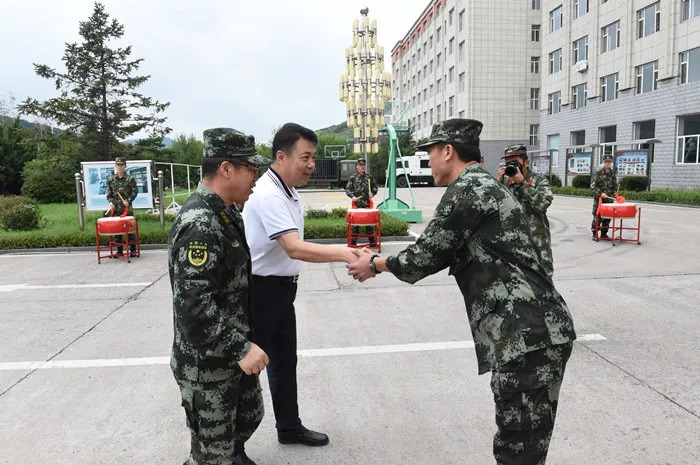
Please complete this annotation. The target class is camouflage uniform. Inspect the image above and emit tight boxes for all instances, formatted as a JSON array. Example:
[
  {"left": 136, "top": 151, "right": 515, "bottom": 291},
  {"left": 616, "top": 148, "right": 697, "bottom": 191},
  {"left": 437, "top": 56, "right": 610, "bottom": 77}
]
[
  {"left": 169, "top": 128, "right": 270, "bottom": 465},
  {"left": 345, "top": 163, "right": 379, "bottom": 243},
  {"left": 386, "top": 119, "right": 576, "bottom": 465},
  {"left": 591, "top": 156, "right": 618, "bottom": 236},
  {"left": 106, "top": 158, "right": 139, "bottom": 254},
  {"left": 502, "top": 145, "right": 554, "bottom": 277}
]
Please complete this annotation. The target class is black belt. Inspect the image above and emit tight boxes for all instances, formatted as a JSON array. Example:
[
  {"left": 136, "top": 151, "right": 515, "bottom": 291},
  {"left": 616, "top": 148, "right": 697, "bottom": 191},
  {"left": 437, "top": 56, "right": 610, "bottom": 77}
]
[{"left": 253, "top": 274, "right": 299, "bottom": 284}]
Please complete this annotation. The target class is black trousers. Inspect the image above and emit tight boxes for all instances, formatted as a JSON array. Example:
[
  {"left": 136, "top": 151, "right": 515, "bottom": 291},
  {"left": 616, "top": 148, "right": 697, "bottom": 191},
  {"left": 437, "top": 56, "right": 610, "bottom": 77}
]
[{"left": 252, "top": 275, "right": 301, "bottom": 434}]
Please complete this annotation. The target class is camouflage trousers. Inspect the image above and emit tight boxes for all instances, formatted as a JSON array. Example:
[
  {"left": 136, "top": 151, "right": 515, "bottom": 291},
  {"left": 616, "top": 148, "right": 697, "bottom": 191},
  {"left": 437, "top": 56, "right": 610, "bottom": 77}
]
[
  {"left": 490, "top": 343, "right": 573, "bottom": 465},
  {"left": 591, "top": 196, "right": 614, "bottom": 234},
  {"left": 177, "top": 372, "right": 264, "bottom": 465}
]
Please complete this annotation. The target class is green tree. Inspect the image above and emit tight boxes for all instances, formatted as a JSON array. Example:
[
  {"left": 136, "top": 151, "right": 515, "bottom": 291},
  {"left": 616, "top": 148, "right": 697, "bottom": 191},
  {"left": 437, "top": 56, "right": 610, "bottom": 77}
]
[
  {"left": 21, "top": 131, "right": 82, "bottom": 203},
  {"left": 316, "top": 132, "right": 349, "bottom": 160},
  {"left": 169, "top": 134, "right": 204, "bottom": 165},
  {"left": 256, "top": 142, "right": 272, "bottom": 160},
  {"left": 0, "top": 118, "right": 33, "bottom": 195},
  {"left": 18, "top": 2, "right": 170, "bottom": 161}
]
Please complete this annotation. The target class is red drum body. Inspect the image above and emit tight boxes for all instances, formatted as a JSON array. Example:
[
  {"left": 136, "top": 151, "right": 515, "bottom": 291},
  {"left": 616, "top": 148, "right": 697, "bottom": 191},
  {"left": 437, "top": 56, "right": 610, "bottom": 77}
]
[
  {"left": 97, "top": 216, "right": 137, "bottom": 235},
  {"left": 598, "top": 203, "right": 637, "bottom": 218},
  {"left": 346, "top": 208, "right": 381, "bottom": 225}
]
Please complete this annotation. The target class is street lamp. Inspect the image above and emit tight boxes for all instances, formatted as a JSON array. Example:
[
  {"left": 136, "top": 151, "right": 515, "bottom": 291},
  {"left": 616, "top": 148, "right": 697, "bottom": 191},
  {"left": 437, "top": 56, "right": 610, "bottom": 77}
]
[{"left": 339, "top": 7, "right": 391, "bottom": 173}]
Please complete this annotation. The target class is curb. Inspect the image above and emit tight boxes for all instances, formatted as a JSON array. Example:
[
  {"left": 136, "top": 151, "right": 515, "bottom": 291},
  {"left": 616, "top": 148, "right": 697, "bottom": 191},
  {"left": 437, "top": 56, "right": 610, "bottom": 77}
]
[{"left": 0, "top": 236, "right": 416, "bottom": 255}]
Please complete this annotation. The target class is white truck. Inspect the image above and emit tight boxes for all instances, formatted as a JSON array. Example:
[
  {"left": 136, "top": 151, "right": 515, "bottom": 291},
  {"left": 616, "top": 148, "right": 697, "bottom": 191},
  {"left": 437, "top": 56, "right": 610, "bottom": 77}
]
[{"left": 395, "top": 151, "right": 434, "bottom": 187}]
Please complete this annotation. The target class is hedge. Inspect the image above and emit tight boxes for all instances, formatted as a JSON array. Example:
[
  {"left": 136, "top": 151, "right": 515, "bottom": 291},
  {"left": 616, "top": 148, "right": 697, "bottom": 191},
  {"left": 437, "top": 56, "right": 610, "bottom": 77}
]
[
  {"left": 619, "top": 176, "right": 650, "bottom": 192},
  {"left": 572, "top": 175, "right": 591, "bottom": 189},
  {"left": 552, "top": 187, "right": 700, "bottom": 206},
  {"left": 0, "top": 196, "right": 43, "bottom": 231},
  {"left": 304, "top": 213, "right": 409, "bottom": 239}
]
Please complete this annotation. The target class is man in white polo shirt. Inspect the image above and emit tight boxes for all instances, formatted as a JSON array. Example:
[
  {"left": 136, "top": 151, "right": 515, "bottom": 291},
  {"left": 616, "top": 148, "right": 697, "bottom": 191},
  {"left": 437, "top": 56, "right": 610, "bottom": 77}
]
[{"left": 243, "top": 122, "right": 356, "bottom": 447}]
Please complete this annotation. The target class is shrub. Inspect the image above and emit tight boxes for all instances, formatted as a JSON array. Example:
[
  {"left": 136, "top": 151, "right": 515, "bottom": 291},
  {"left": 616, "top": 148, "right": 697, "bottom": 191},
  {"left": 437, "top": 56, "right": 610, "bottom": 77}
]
[
  {"left": 0, "top": 196, "right": 42, "bottom": 231},
  {"left": 547, "top": 174, "right": 562, "bottom": 187},
  {"left": 552, "top": 187, "right": 594, "bottom": 196},
  {"left": 572, "top": 175, "right": 592, "bottom": 189},
  {"left": 22, "top": 156, "right": 79, "bottom": 203},
  {"left": 619, "top": 176, "right": 650, "bottom": 192}
]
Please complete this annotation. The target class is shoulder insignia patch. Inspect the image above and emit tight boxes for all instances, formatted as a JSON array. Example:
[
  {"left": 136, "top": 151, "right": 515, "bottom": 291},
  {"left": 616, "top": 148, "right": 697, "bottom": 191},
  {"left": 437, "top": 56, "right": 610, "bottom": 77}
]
[{"left": 187, "top": 241, "right": 208, "bottom": 267}]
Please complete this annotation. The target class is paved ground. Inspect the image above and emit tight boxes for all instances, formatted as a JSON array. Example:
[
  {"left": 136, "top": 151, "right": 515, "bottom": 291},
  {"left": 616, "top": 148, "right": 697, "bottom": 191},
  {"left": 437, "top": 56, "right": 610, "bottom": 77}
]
[{"left": 1, "top": 189, "right": 699, "bottom": 465}]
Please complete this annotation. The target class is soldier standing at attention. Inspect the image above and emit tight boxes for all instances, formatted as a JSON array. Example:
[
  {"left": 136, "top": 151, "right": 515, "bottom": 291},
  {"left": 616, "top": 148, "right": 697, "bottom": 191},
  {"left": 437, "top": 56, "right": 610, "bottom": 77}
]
[
  {"left": 591, "top": 153, "right": 618, "bottom": 240},
  {"left": 168, "top": 128, "right": 271, "bottom": 465},
  {"left": 345, "top": 159, "right": 379, "bottom": 246},
  {"left": 106, "top": 157, "right": 138, "bottom": 256},
  {"left": 347, "top": 119, "right": 576, "bottom": 465},
  {"left": 497, "top": 144, "right": 555, "bottom": 277}
]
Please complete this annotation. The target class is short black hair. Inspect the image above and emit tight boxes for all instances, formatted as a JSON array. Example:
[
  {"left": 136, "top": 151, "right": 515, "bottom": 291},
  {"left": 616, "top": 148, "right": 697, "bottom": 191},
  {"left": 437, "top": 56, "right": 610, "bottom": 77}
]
[
  {"left": 439, "top": 142, "right": 481, "bottom": 164},
  {"left": 201, "top": 157, "right": 227, "bottom": 178},
  {"left": 272, "top": 123, "right": 318, "bottom": 160}
]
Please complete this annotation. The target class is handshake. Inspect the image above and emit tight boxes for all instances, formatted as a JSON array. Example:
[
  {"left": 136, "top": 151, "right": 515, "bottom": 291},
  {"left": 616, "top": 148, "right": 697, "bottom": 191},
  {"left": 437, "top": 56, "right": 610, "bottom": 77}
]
[{"left": 344, "top": 247, "right": 381, "bottom": 282}]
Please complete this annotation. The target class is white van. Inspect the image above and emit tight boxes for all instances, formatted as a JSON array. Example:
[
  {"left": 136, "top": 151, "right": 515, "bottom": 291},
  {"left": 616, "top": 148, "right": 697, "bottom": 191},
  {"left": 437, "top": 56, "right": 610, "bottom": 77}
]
[{"left": 395, "top": 151, "right": 434, "bottom": 187}]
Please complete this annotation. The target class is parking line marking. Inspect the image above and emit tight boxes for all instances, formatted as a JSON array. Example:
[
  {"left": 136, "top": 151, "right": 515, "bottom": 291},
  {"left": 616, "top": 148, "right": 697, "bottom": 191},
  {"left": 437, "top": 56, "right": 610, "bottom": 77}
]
[{"left": 0, "top": 334, "right": 606, "bottom": 371}]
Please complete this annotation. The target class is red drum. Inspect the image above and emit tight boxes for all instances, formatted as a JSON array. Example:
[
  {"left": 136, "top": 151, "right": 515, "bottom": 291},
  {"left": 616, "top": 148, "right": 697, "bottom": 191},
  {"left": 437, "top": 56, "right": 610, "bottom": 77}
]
[
  {"left": 97, "top": 216, "right": 137, "bottom": 235},
  {"left": 346, "top": 208, "right": 381, "bottom": 225},
  {"left": 598, "top": 203, "right": 637, "bottom": 218}
]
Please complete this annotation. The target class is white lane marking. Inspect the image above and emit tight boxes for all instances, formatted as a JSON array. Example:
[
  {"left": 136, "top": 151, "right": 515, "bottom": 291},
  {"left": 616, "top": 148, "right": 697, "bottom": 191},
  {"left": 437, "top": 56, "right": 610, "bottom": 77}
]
[
  {"left": 0, "top": 282, "right": 152, "bottom": 292},
  {"left": 408, "top": 230, "right": 421, "bottom": 238},
  {"left": 0, "top": 250, "right": 167, "bottom": 258},
  {"left": 0, "top": 335, "right": 606, "bottom": 371}
]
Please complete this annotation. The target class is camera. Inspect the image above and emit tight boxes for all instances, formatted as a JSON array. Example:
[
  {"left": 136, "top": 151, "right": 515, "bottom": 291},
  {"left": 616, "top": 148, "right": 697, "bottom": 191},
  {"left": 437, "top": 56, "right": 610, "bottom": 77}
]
[{"left": 504, "top": 161, "right": 523, "bottom": 177}]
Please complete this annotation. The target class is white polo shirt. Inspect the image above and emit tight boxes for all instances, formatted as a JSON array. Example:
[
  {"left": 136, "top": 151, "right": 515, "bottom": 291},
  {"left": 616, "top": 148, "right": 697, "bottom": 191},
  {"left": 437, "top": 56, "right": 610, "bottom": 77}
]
[{"left": 243, "top": 167, "right": 304, "bottom": 277}]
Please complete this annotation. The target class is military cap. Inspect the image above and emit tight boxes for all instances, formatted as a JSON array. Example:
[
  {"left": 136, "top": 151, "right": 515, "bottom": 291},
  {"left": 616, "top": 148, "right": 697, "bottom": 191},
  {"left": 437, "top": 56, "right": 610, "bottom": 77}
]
[
  {"left": 602, "top": 153, "right": 614, "bottom": 161},
  {"left": 356, "top": 159, "right": 366, "bottom": 165},
  {"left": 501, "top": 144, "right": 528, "bottom": 160},
  {"left": 202, "top": 128, "right": 272, "bottom": 167},
  {"left": 114, "top": 157, "right": 126, "bottom": 165},
  {"left": 416, "top": 118, "right": 483, "bottom": 150}
]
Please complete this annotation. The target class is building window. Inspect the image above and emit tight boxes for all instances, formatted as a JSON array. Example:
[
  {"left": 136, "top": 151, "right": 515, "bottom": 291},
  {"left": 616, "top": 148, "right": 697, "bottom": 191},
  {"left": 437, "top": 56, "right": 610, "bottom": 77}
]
[
  {"left": 437, "top": 78, "right": 441, "bottom": 91},
  {"left": 548, "top": 91, "right": 561, "bottom": 114},
  {"left": 417, "top": 92, "right": 421, "bottom": 105},
  {"left": 532, "top": 25, "right": 541, "bottom": 42},
  {"left": 412, "top": 96, "right": 416, "bottom": 107},
  {"left": 638, "top": 2, "right": 660, "bottom": 39},
  {"left": 601, "top": 73, "right": 619, "bottom": 102},
  {"left": 549, "top": 49, "right": 563, "bottom": 74},
  {"left": 417, "top": 70, "right": 421, "bottom": 83},
  {"left": 574, "top": 0, "right": 589, "bottom": 19},
  {"left": 430, "top": 84, "right": 434, "bottom": 96},
  {"left": 424, "top": 89, "right": 427, "bottom": 101},
  {"left": 449, "top": 96, "right": 455, "bottom": 117},
  {"left": 449, "top": 8, "right": 454, "bottom": 25},
  {"left": 423, "top": 112, "right": 428, "bottom": 127},
  {"left": 430, "top": 108, "right": 434, "bottom": 125},
  {"left": 459, "top": 41, "right": 465, "bottom": 61},
  {"left": 531, "top": 56, "right": 540, "bottom": 74},
  {"left": 599, "top": 125, "right": 617, "bottom": 163},
  {"left": 437, "top": 53, "right": 442, "bottom": 66},
  {"left": 429, "top": 35, "right": 433, "bottom": 49},
  {"left": 530, "top": 88, "right": 540, "bottom": 109},
  {"left": 459, "top": 110, "right": 465, "bottom": 118},
  {"left": 548, "top": 134, "right": 560, "bottom": 166},
  {"left": 449, "top": 66, "right": 455, "bottom": 83},
  {"left": 423, "top": 42, "right": 427, "bottom": 55},
  {"left": 571, "top": 130, "right": 586, "bottom": 148},
  {"left": 459, "top": 72, "right": 466, "bottom": 92},
  {"left": 601, "top": 21, "right": 620, "bottom": 52},
  {"left": 530, "top": 124, "right": 540, "bottom": 146},
  {"left": 424, "top": 65, "right": 428, "bottom": 78},
  {"left": 636, "top": 61, "right": 658, "bottom": 94},
  {"left": 572, "top": 83, "right": 587, "bottom": 109},
  {"left": 429, "top": 60, "right": 433, "bottom": 73},
  {"left": 634, "top": 120, "right": 655, "bottom": 160},
  {"left": 449, "top": 37, "right": 454, "bottom": 54},
  {"left": 573, "top": 36, "right": 588, "bottom": 62},
  {"left": 437, "top": 104, "right": 441, "bottom": 122},
  {"left": 437, "top": 27, "right": 442, "bottom": 42},
  {"left": 682, "top": 0, "right": 700, "bottom": 20},
  {"left": 680, "top": 47, "right": 700, "bottom": 84},
  {"left": 677, "top": 115, "right": 700, "bottom": 163},
  {"left": 459, "top": 10, "right": 465, "bottom": 31},
  {"left": 550, "top": 5, "right": 563, "bottom": 31},
  {"left": 533, "top": 0, "right": 541, "bottom": 9}
]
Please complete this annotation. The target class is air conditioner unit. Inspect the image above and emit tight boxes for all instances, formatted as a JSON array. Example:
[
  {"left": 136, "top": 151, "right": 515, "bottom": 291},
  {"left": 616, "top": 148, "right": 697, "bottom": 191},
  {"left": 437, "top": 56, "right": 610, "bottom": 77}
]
[{"left": 575, "top": 60, "right": 588, "bottom": 72}]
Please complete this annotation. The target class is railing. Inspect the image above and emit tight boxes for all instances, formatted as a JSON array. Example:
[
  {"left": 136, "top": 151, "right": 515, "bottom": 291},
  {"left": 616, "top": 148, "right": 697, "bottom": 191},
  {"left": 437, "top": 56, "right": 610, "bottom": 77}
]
[{"left": 154, "top": 162, "right": 201, "bottom": 210}]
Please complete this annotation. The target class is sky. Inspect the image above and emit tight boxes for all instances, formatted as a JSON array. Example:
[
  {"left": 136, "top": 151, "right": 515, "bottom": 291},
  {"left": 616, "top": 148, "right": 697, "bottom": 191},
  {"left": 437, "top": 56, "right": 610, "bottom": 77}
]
[{"left": 0, "top": 0, "right": 428, "bottom": 143}]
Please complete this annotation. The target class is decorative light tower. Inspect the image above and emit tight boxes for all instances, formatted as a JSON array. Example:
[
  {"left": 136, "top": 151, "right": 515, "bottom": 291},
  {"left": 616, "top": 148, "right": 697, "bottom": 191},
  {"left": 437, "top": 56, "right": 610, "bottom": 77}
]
[{"left": 339, "top": 7, "right": 391, "bottom": 173}]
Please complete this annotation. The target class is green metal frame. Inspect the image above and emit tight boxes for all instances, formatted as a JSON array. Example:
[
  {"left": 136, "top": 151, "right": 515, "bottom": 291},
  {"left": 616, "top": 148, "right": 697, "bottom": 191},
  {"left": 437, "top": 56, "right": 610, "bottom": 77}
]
[{"left": 377, "top": 104, "right": 423, "bottom": 223}]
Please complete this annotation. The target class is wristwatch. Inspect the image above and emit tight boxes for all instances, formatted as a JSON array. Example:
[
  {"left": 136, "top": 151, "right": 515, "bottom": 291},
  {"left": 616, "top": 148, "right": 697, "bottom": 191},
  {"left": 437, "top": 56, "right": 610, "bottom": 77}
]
[{"left": 369, "top": 254, "right": 381, "bottom": 274}]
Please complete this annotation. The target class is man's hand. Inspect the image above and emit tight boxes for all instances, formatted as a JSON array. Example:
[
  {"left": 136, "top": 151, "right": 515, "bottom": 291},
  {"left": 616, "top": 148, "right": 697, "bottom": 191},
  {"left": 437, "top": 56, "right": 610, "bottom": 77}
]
[
  {"left": 346, "top": 248, "right": 376, "bottom": 282},
  {"left": 601, "top": 193, "right": 608, "bottom": 199},
  {"left": 122, "top": 199, "right": 129, "bottom": 206},
  {"left": 237, "top": 343, "right": 269, "bottom": 375},
  {"left": 509, "top": 166, "right": 524, "bottom": 184},
  {"left": 108, "top": 202, "right": 115, "bottom": 210},
  {"left": 497, "top": 164, "right": 506, "bottom": 182},
  {"left": 340, "top": 247, "right": 360, "bottom": 263}
]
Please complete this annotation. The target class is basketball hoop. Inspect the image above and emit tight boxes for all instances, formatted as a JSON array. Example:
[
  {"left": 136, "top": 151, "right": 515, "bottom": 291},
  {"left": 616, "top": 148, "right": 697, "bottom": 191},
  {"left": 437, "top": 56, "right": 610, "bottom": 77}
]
[{"left": 324, "top": 145, "right": 347, "bottom": 159}]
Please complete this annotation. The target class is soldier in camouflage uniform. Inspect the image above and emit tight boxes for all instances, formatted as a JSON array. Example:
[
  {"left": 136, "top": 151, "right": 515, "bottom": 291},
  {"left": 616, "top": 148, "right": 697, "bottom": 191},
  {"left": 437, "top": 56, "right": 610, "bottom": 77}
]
[
  {"left": 591, "top": 153, "right": 618, "bottom": 240},
  {"left": 169, "top": 128, "right": 272, "bottom": 465},
  {"left": 106, "top": 157, "right": 138, "bottom": 256},
  {"left": 348, "top": 119, "right": 576, "bottom": 465},
  {"left": 497, "top": 145, "right": 554, "bottom": 277},
  {"left": 345, "top": 159, "right": 379, "bottom": 245}
]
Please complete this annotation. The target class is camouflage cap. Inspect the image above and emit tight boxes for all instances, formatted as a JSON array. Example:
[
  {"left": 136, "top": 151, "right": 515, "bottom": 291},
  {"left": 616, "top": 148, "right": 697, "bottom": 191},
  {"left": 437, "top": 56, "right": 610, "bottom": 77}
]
[
  {"left": 603, "top": 153, "right": 614, "bottom": 161},
  {"left": 202, "top": 128, "right": 271, "bottom": 167},
  {"left": 501, "top": 144, "right": 528, "bottom": 160},
  {"left": 416, "top": 118, "right": 483, "bottom": 150},
  {"left": 356, "top": 159, "right": 366, "bottom": 165},
  {"left": 114, "top": 157, "right": 126, "bottom": 165}
]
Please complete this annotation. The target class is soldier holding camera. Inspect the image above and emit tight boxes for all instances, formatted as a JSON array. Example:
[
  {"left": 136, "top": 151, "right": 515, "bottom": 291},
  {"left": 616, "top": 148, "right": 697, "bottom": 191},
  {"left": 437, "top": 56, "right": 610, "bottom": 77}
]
[{"left": 498, "top": 144, "right": 554, "bottom": 277}]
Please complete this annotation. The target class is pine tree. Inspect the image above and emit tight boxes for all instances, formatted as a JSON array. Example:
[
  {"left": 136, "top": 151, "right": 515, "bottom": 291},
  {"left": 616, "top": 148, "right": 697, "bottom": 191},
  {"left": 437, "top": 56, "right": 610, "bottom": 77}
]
[{"left": 18, "top": 2, "right": 170, "bottom": 161}]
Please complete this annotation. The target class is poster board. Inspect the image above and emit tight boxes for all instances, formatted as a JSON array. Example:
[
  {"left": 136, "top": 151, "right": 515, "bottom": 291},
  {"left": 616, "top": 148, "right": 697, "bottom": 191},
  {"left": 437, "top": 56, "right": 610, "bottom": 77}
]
[
  {"left": 566, "top": 152, "right": 592, "bottom": 175},
  {"left": 81, "top": 160, "right": 154, "bottom": 211},
  {"left": 530, "top": 154, "right": 551, "bottom": 174},
  {"left": 614, "top": 150, "right": 649, "bottom": 176}
]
